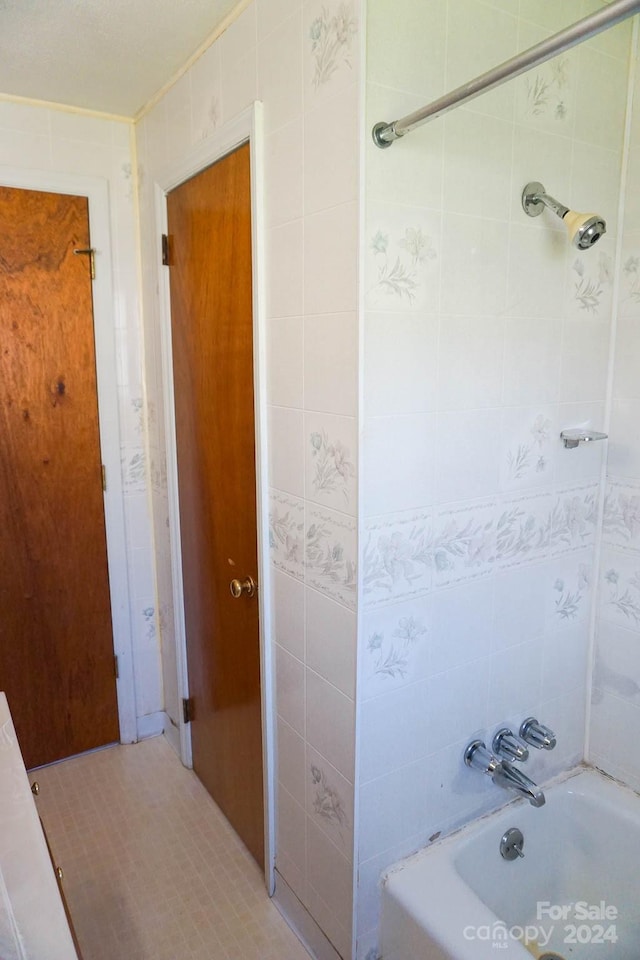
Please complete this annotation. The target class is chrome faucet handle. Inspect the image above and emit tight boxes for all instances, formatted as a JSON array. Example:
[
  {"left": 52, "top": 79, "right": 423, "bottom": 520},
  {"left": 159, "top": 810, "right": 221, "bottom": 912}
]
[
  {"left": 492, "top": 728, "right": 529, "bottom": 762},
  {"left": 519, "top": 717, "right": 556, "bottom": 751},
  {"left": 464, "top": 740, "right": 500, "bottom": 775}
]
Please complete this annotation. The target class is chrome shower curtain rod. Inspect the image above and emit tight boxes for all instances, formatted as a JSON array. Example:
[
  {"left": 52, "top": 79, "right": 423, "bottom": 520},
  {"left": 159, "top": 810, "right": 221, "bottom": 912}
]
[{"left": 373, "top": 0, "right": 640, "bottom": 148}]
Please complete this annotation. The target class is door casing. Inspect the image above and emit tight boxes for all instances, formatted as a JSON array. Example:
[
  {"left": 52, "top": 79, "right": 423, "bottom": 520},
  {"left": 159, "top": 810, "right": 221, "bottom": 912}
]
[
  {"left": 0, "top": 165, "right": 137, "bottom": 746},
  {"left": 154, "top": 103, "right": 275, "bottom": 892}
]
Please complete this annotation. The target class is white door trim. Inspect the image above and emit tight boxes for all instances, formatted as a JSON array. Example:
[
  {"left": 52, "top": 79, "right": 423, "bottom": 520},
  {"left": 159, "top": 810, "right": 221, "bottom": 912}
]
[
  {"left": 154, "top": 102, "right": 275, "bottom": 893},
  {"left": 0, "top": 166, "right": 138, "bottom": 744}
]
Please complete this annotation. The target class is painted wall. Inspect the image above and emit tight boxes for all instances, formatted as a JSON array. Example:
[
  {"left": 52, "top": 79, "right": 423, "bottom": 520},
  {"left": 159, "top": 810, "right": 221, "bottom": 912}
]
[
  {"left": 134, "top": 1, "right": 361, "bottom": 955},
  {"left": 357, "top": 2, "right": 632, "bottom": 957},
  {"left": 590, "top": 46, "right": 640, "bottom": 788},
  {"left": 0, "top": 99, "right": 163, "bottom": 739}
]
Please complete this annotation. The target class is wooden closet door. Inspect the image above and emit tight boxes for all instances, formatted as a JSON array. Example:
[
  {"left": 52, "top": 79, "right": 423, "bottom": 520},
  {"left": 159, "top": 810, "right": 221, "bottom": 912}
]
[
  {"left": 0, "top": 185, "right": 119, "bottom": 769},
  {"left": 167, "top": 143, "right": 264, "bottom": 867}
]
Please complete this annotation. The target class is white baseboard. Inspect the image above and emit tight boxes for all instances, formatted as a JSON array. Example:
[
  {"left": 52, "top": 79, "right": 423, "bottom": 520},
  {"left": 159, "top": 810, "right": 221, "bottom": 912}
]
[
  {"left": 135, "top": 711, "right": 164, "bottom": 740},
  {"left": 162, "top": 711, "right": 182, "bottom": 757},
  {"left": 273, "top": 870, "right": 342, "bottom": 960}
]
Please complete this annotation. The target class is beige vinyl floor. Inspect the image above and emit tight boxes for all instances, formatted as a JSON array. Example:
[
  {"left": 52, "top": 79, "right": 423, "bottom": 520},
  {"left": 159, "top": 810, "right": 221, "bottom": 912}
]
[{"left": 32, "top": 735, "right": 310, "bottom": 960}]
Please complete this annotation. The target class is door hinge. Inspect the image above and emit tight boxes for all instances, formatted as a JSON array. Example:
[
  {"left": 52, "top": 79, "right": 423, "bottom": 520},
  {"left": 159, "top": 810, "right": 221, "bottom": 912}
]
[
  {"left": 182, "top": 697, "right": 194, "bottom": 724},
  {"left": 101, "top": 464, "right": 107, "bottom": 492},
  {"left": 161, "top": 234, "right": 170, "bottom": 266},
  {"left": 114, "top": 655, "right": 119, "bottom": 679},
  {"left": 73, "top": 247, "right": 96, "bottom": 279}
]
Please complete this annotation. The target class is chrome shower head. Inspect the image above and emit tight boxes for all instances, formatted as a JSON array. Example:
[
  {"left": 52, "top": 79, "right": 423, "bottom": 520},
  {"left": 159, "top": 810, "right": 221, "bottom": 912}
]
[{"left": 522, "top": 181, "right": 606, "bottom": 250}]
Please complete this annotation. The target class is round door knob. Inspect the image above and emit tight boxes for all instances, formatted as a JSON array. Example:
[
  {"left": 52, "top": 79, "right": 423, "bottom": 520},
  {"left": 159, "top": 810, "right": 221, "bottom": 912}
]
[
  {"left": 56, "top": 866, "right": 64, "bottom": 881},
  {"left": 31, "top": 781, "right": 40, "bottom": 796},
  {"left": 230, "top": 576, "right": 257, "bottom": 599}
]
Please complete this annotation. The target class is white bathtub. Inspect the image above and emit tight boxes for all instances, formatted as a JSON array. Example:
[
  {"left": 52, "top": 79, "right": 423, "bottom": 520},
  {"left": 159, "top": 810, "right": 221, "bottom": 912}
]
[{"left": 381, "top": 767, "right": 640, "bottom": 959}]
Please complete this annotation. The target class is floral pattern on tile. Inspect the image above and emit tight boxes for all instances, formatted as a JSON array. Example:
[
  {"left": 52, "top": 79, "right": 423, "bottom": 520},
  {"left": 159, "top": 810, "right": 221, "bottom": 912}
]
[
  {"left": 307, "top": 751, "right": 352, "bottom": 856},
  {"left": 269, "top": 491, "right": 305, "bottom": 581},
  {"left": 431, "top": 500, "right": 496, "bottom": 588},
  {"left": 603, "top": 480, "right": 640, "bottom": 554},
  {"left": 496, "top": 491, "right": 550, "bottom": 569},
  {"left": 306, "top": 506, "right": 356, "bottom": 609},
  {"left": 503, "top": 413, "right": 553, "bottom": 488},
  {"left": 367, "top": 224, "right": 437, "bottom": 308},
  {"left": 309, "top": 2, "right": 358, "bottom": 88},
  {"left": 367, "top": 615, "right": 427, "bottom": 681},
  {"left": 602, "top": 566, "right": 640, "bottom": 628},
  {"left": 363, "top": 510, "right": 432, "bottom": 607},
  {"left": 549, "top": 483, "right": 598, "bottom": 555},
  {"left": 524, "top": 56, "right": 570, "bottom": 121},
  {"left": 309, "top": 426, "right": 356, "bottom": 508},
  {"left": 570, "top": 252, "right": 613, "bottom": 317},
  {"left": 553, "top": 563, "right": 589, "bottom": 622},
  {"left": 621, "top": 253, "right": 640, "bottom": 307}
]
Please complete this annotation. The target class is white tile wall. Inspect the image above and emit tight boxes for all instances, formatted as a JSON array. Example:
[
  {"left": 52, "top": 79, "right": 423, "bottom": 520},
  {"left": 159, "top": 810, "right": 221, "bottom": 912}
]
[
  {"left": 359, "top": 0, "right": 633, "bottom": 955},
  {"left": 0, "top": 100, "right": 160, "bottom": 736},
  {"left": 134, "top": 0, "right": 360, "bottom": 954}
]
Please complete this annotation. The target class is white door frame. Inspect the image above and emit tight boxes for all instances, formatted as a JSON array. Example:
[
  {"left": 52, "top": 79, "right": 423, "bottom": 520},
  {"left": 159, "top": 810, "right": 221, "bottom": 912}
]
[
  {"left": 154, "top": 102, "right": 275, "bottom": 892},
  {"left": 0, "top": 166, "right": 138, "bottom": 745}
]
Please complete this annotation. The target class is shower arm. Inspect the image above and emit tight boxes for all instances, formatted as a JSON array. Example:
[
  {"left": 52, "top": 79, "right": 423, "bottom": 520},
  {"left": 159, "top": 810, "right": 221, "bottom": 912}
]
[
  {"left": 523, "top": 186, "right": 568, "bottom": 222},
  {"left": 373, "top": 0, "right": 640, "bottom": 148}
]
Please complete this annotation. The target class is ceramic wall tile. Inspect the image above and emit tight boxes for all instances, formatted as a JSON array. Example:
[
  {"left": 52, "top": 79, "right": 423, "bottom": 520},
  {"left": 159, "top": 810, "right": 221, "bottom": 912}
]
[
  {"left": 306, "top": 744, "right": 353, "bottom": 858},
  {"left": 599, "top": 549, "right": 640, "bottom": 632},
  {"left": 437, "top": 316, "right": 505, "bottom": 412},
  {"left": 430, "top": 579, "right": 494, "bottom": 674},
  {"left": 267, "top": 316, "right": 304, "bottom": 408},
  {"left": 305, "top": 504, "right": 357, "bottom": 610},
  {"left": 365, "top": 202, "right": 441, "bottom": 314},
  {"left": 265, "top": 118, "right": 304, "bottom": 228},
  {"left": 257, "top": 0, "right": 302, "bottom": 40},
  {"left": 267, "top": 220, "right": 304, "bottom": 318},
  {"left": 440, "top": 214, "right": 510, "bottom": 317},
  {"left": 306, "top": 668, "right": 355, "bottom": 781},
  {"left": 304, "top": 313, "right": 358, "bottom": 416},
  {"left": 304, "top": 80, "right": 358, "bottom": 214},
  {"left": 442, "top": 110, "right": 513, "bottom": 220},
  {"left": 503, "top": 318, "right": 561, "bottom": 405},
  {"left": 603, "top": 479, "right": 640, "bottom": 555},
  {"left": 303, "top": 0, "right": 359, "bottom": 105},
  {"left": 305, "top": 412, "right": 358, "bottom": 516},
  {"left": 275, "top": 643, "right": 305, "bottom": 735},
  {"left": 269, "top": 490, "right": 305, "bottom": 581},
  {"left": 446, "top": 0, "right": 518, "bottom": 121},
  {"left": 366, "top": 0, "right": 445, "bottom": 96},
  {"left": 364, "top": 312, "right": 438, "bottom": 416},
  {"left": 431, "top": 498, "right": 497, "bottom": 588},
  {"left": 500, "top": 406, "right": 556, "bottom": 492},
  {"left": 306, "top": 587, "right": 356, "bottom": 697},
  {"left": 273, "top": 568, "right": 305, "bottom": 660},
  {"left": 305, "top": 202, "right": 358, "bottom": 315},
  {"left": 189, "top": 42, "right": 222, "bottom": 143},
  {"left": 269, "top": 405, "right": 305, "bottom": 497},
  {"left": 363, "top": 509, "right": 433, "bottom": 608},
  {"left": 257, "top": 10, "right": 303, "bottom": 133},
  {"left": 366, "top": 84, "right": 444, "bottom": 210},
  {"left": 436, "top": 410, "right": 502, "bottom": 504},
  {"left": 363, "top": 413, "right": 436, "bottom": 517},
  {"left": 278, "top": 717, "right": 307, "bottom": 806},
  {"left": 360, "top": 595, "right": 431, "bottom": 701}
]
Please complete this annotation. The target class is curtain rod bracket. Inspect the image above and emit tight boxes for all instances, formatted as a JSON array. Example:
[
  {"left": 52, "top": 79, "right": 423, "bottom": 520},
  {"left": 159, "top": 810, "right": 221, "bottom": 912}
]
[{"left": 372, "top": 121, "right": 399, "bottom": 148}]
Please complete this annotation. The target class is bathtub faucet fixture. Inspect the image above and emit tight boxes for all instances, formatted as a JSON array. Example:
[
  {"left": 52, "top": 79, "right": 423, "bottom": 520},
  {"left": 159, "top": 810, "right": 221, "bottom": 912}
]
[
  {"left": 464, "top": 740, "right": 546, "bottom": 808},
  {"left": 520, "top": 717, "right": 556, "bottom": 751}
]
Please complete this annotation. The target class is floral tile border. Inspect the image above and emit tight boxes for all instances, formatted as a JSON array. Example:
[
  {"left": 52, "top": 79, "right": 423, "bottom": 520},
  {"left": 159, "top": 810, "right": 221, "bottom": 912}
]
[
  {"left": 432, "top": 499, "right": 496, "bottom": 588},
  {"left": 363, "top": 509, "right": 432, "bottom": 608},
  {"left": 549, "top": 482, "right": 598, "bottom": 557},
  {"left": 305, "top": 504, "right": 357, "bottom": 610},
  {"left": 269, "top": 490, "right": 305, "bottom": 582},
  {"left": 602, "top": 478, "right": 640, "bottom": 556}
]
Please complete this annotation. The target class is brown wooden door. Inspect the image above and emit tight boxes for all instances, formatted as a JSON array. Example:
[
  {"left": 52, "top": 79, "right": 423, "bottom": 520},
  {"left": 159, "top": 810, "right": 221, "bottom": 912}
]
[
  {"left": 167, "top": 143, "right": 264, "bottom": 867},
  {"left": 0, "top": 185, "right": 119, "bottom": 769}
]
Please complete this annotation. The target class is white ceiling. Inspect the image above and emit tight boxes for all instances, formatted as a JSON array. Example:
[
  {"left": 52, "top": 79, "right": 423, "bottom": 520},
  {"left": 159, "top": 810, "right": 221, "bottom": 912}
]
[{"left": 0, "top": 0, "right": 242, "bottom": 118}]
